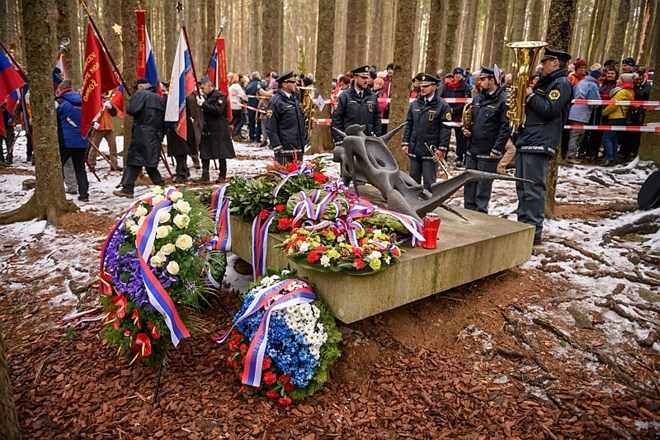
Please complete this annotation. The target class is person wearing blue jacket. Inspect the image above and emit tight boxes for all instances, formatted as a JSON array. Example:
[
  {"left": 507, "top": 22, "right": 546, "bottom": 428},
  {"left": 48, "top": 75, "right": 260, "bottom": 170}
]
[
  {"left": 55, "top": 80, "right": 89, "bottom": 202},
  {"left": 566, "top": 66, "right": 602, "bottom": 163}
]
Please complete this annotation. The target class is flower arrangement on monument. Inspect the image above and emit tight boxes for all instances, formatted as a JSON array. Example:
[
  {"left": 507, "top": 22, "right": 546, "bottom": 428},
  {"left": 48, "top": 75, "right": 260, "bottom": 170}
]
[
  {"left": 99, "top": 187, "right": 226, "bottom": 368},
  {"left": 217, "top": 269, "right": 341, "bottom": 405}
]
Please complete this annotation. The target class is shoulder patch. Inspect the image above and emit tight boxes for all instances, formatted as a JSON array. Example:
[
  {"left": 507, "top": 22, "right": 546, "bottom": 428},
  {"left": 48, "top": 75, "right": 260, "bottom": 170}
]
[
  {"left": 266, "top": 109, "right": 273, "bottom": 118},
  {"left": 445, "top": 111, "right": 452, "bottom": 121},
  {"left": 218, "top": 99, "right": 223, "bottom": 105},
  {"left": 548, "top": 90, "right": 561, "bottom": 100}
]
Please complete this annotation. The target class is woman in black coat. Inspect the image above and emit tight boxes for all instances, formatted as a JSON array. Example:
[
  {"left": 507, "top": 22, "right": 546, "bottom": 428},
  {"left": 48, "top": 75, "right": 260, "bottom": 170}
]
[{"left": 197, "top": 76, "right": 235, "bottom": 183}]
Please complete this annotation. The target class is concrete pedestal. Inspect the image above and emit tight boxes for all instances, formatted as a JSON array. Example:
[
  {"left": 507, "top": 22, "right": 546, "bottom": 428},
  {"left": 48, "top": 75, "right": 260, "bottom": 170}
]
[{"left": 230, "top": 208, "right": 534, "bottom": 323}]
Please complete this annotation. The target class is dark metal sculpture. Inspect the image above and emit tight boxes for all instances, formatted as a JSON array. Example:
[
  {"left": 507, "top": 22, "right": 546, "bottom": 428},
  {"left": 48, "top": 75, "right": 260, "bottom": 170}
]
[{"left": 332, "top": 124, "right": 528, "bottom": 221}]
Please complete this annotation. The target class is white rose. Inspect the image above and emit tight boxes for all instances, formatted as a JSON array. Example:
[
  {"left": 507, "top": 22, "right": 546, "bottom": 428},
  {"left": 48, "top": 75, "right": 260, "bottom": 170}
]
[
  {"left": 299, "top": 242, "right": 310, "bottom": 252},
  {"left": 175, "top": 234, "right": 193, "bottom": 251},
  {"left": 160, "top": 243, "right": 176, "bottom": 255},
  {"left": 166, "top": 261, "right": 180, "bottom": 275},
  {"left": 124, "top": 218, "right": 136, "bottom": 228},
  {"left": 173, "top": 200, "right": 192, "bottom": 214},
  {"left": 151, "top": 186, "right": 164, "bottom": 195},
  {"left": 150, "top": 254, "right": 165, "bottom": 267},
  {"left": 159, "top": 211, "right": 171, "bottom": 224},
  {"left": 129, "top": 224, "right": 140, "bottom": 236},
  {"left": 137, "top": 216, "right": 146, "bottom": 226},
  {"left": 134, "top": 205, "right": 148, "bottom": 218},
  {"left": 156, "top": 225, "right": 171, "bottom": 239},
  {"left": 169, "top": 191, "right": 183, "bottom": 202},
  {"left": 173, "top": 213, "right": 190, "bottom": 229}
]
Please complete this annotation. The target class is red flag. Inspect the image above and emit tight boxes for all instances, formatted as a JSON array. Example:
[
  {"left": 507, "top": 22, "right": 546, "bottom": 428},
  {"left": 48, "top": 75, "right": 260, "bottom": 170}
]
[
  {"left": 81, "top": 22, "right": 120, "bottom": 137},
  {"left": 0, "top": 49, "right": 25, "bottom": 103},
  {"left": 215, "top": 38, "right": 232, "bottom": 121}
]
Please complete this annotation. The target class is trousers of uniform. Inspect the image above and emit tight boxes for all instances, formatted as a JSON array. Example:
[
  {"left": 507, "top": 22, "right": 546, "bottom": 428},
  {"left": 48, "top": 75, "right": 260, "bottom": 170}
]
[
  {"left": 173, "top": 155, "right": 189, "bottom": 182},
  {"left": 515, "top": 152, "right": 549, "bottom": 243},
  {"left": 87, "top": 129, "right": 119, "bottom": 169},
  {"left": 497, "top": 139, "right": 516, "bottom": 174},
  {"left": 464, "top": 156, "right": 498, "bottom": 213},
  {"left": 60, "top": 147, "right": 89, "bottom": 199},
  {"left": 121, "top": 165, "right": 164, "bottom": 194},
  {"left": 202, "top": 159, "right": 226, "bottom": 180},
  {"left": 409, "top": 157, "right": 437, "bottom": 192},
  {"left": 453, "top": 126, "right": 466, "bottom": 160}
]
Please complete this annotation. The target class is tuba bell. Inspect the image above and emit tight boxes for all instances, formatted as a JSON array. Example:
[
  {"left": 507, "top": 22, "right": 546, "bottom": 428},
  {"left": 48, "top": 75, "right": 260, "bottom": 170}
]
[
  {"left": 505, "top": 41, "right": 547, "bottom": 132},
  {"left": 297, "top": 86, "right": 316, "bottom": 138}
]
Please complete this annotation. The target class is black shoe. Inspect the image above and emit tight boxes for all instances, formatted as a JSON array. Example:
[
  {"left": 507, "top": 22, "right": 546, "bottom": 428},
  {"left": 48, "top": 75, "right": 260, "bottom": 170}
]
[
  {"left": 603, "top": 160, "right": 616, "bottom": 167},
  {"left": 112, "top": 190, "right": 134, "bottom": 198},
  {"left": 78, "top": 195, "right": 89, "bottom": 202},
  {"left": 455, "top": 158, "right": 465, "bottom": 168},
  {"left": 194, "top": 176, "right": 211, "bottom": 184},
  {"left": 533, "top": 237, "right": 542, "bottom": 246},
  {"left": 215, "top": 177, "right": 226, "bottom": 184}
]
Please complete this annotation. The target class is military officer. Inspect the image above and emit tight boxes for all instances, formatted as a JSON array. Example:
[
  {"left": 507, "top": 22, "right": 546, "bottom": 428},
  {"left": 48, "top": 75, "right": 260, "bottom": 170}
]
[
  {"left": 331, "top": 64, "right": 382, "bottom": 145},
  {"left": 265, "top": 71, "right": 307, "bottom": 165},
  {"left": 515, "top": 48, "right": 573, "bottom": 245},
  {"left": 462, "top": 65, "right": 511, "bottom": 213},
  {"left": 401, "top": 73, "right": 452, "bottom": 193}
]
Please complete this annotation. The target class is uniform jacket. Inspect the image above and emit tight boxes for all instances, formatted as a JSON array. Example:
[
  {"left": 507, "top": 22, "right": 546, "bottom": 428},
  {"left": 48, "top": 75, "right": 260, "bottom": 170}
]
[
  {"left": 515, "top": 68, "right": 573, "bottom": 156},
  {"left": 55, "top": 89, "right": 87, "bottom": 149},
  {"left": 568, "top": 75, "right": 600, "bottom": 123},
  {"left": 440, "top": 79, "right": 471, "bottom": 121},
  {"left": 266, "top": 89, "right": 307, "bottom": 155},
  {"left": 602, "top": 84, "right": 634, "bottom": 120},
  {"left": 402, "top": 92, "right": 452, "bottom": 158},
  {"left": 467, "top": 86, "right": 511, "bottom": 160},
  {"left": 200, "top": 88, "right": 235, "bottom": 160},
  {"left": 331, "top": 86, "right": 382, "bottom": 142},
  {"left": 126, "top": 85, "right": 166, "bottom": 167}
]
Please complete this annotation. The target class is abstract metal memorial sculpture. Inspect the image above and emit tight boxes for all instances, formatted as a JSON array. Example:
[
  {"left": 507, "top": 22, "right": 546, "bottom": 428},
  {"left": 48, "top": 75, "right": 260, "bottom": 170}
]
[{"left": 332, "top": 124, "right": 527, "bottom": 221}]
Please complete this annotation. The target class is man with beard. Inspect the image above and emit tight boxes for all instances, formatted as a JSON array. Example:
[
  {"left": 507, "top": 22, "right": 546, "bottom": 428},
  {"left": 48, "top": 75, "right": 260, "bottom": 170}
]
[
  {"left": 401, "top": 73, "right": 452, "bottom": 193},
  {"left": 266, "top": 71, "right": 307, "bottom": 165},
  {"left": 514, "top": 48, "right": 573, "bottom": 246},
  {"left": 196, "top": 76, "right": 235, "bottom": 183},
  {"left": 462, "top": 66, "right": 511, "bottom": 213},
  {"left": 331, "top": 65, "right": 382, "bottom": 146}
]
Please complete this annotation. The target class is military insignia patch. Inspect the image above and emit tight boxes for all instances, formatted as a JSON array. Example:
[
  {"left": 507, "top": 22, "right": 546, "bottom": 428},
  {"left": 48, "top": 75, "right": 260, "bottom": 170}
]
[
  {"left": 218, "top": 99, "right": 223, "bottom": 105},
  {"left": 446, "top": 112, "right": 452, "bottom": 121},
  {"left": 549, "top": 90, "right": 561, "bottom": 100},
  {"left": 266, "top": 109, "right": 273, "bottom": 118}
]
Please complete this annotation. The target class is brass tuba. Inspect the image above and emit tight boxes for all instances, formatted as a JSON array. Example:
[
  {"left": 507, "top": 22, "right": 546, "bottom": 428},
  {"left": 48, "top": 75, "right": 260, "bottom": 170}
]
[
  {"left": 462, "top": 102, "right": 474, "bottom": 131},
  {"left": 505, "top": 41, "right": 547, "bottom": 132},
  {"left": 297, "top": 86, "right": 316, "bottom": 138}
]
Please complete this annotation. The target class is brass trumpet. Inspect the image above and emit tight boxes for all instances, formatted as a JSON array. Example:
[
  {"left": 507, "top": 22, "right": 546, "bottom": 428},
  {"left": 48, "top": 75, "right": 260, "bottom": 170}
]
[{"left": 425, "top": 143, "right": 451, "bottom": 178}]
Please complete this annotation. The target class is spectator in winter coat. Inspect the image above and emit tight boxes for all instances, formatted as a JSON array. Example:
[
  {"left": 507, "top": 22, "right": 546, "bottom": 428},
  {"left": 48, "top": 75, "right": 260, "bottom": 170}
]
[
  {"left": 245, "top": 72, "right": 262, "bottom": 142},
  {"left": 88, "top": 93, "right": 120, "bottom": 171},
  {"left": 620, "top": 68, "right": 652, "bottom": 161},
  {"left": 601, "top": 73, "right": 635, "bottom": 166},
  {"left": 55, "top": 80, "right": 89, "bottom": 202},
  {"left": 228, "top": 73, "right": 248, "bottom": 140},
  {"left": 566, "top": 67, "right": 602, "bottom": 162},
  {"left": 568, "top": 58, "right": 588, "bottom": 86}
]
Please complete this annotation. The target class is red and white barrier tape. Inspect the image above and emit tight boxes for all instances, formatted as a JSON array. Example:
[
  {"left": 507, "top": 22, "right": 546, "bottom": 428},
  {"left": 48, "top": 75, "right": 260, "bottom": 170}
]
[
  {"left": 564, "top": 124, "right": 660, "bottom": 132},
  {"left": 572, "top": 99, "right": 659, "bottom": 107}
]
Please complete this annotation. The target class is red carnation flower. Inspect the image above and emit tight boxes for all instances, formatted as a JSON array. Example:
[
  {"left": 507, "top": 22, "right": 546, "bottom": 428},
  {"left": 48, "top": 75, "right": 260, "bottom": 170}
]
[
  {"left": 279, "top": 374, "right": 292, "bottom": 385},
  {"left": 123, "top": 329, "right": 132, "bottom": 338},
  {"left": 354, "top": 259, "right": 366, "bottom": 270},
  {"left": 314, "top": 245, "right": 328, "bottom": 252},
  {"left": 240, "top": 344, "right": 248, "bottom": 355},
  {"left": 262, "top": 357, "right": 272, "bottom": 370},
  {"left": 278, "top": 396, "right": 293, "bottom": 406},
  {"left": 266, "top": 390, "right": 280, "bottom": 399},
  {"left": 307, "top": 251, "right": 321, "bottom": 263},
  {"left": 263, "top": 371, "right": 277, "bottom": 386},
  {"left": 112, "top": 320, "right": 121, "bottom": 330},
  {"left": 283, "top": 382, "right": 296, "bottom": 392},
  {"left": 278, "top": 218, "right": 293, "bottom": 230},
  {"left": 259, "top": 209, "right": 270, "bottom": 220},
  {"left": 313, "top": 171, "right": 328, "bottom": 184},
  {"left": 352, "top": 246, "right": 364, "bottom": 257},
  {"left": 275, "top": 204, "right": 285, "bottom": 212},
  {"left": 231, "top": 331, "right": 242, "bottom": 344}
]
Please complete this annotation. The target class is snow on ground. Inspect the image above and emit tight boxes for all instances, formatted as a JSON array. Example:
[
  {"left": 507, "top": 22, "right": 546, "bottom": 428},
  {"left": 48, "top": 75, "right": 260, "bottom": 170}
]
[{"left": 1, "top": 131, "right": 658, "bottom": 361}]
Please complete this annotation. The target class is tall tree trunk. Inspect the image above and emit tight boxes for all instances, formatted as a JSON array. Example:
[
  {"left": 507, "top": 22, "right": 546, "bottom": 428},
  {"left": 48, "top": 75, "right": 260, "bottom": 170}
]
[
  {"left": 586, "top": 0, "right": 602, "bottom": 63},
  {"left": 164, "top": 1, "right": 177, "bottom": 81},
  {"left": 639, "top": 1, "right": 660, "bottom": 164},
  {"left": 333, "top": 0, "right": 348, "bottom": 73},
  {"left": 389, "top": 0, "right": 417, "bottom": 170},
  {"left": 425, "top": 0, "right": 442, "bottom": 72},
  {"left": 507, "top": 0, "right": 526, "bottom": 68},
  {"left": 310, "top": 0, "right": 335, "bottom": 153},
  {"left": 262, "top": 0, "right": 280, "bottom": 73},
  {"left": 344, "top": 0, "right": 367, "bottom": 70},
  {"left": 0, "top": 0, "right": 77, "bottom": 225},
  {"left": 645, "top": 0, "right": 658, "bottom": 67},
  {"left": 605, "top": 0, "right": 630, "bottom": 62},
  {"left": 460, "top": 0, "right": 479, "bottom": 70},
  {"left": 544, "top": 0, "right": 576, "bottom": 217},
  {"left": 594, "top": 0, "right": 611, "bottom": 62},
  {"left": 481, "top": 1, "right": 497, "bottom": 65},
  {"left": 370, "top": 0, "right": 383, "bottom": 67},
  {"left": 0, "top": 333, "right": 20, "bottom": 440},
  {"left": 526, "top": 0, "right": 544, "bottom": 40},
  {"left": 442, "top": 0, "right": 460, "bottom": 74},
  {"left": 490, "top": 0, "right": 507, "bottom": 65},
  {"left": 250, "top": 0, "right": 262, "bottom": 74},
  {"left": 122, "top": 0, "right": 138, "bottom": 155},
  {"left": 56, "top": 0, "right": 82, "bottom": 89},
  {"left": 206, "top": 0, "right": 216, "bottom": 70}
]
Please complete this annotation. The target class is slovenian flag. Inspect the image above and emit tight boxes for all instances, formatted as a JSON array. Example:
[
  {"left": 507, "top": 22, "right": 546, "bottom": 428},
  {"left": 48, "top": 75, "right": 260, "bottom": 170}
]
[
  {"left": 0, "top": 48, "right": 25, "bottom": 104},
  {"left": 52, "top": 53, "right": 69, "bottom": 92},
  {"left": 136, "top": 10, "right": 162, "bottom": 96},
  {"left": 109, "top": 84, "right": 124, "bottom": 118},
  {"left": 164, "top": 29, "right": 195, "bottom": 140}
]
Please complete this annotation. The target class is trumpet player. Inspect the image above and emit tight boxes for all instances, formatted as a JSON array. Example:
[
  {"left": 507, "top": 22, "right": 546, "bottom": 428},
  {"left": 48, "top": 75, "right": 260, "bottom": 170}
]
[
  {"left": 402, "top": 73, "right": 452, "bottom": 193},
  {"left": 462, "top": 66, "right": 511, "bottom": 213}
]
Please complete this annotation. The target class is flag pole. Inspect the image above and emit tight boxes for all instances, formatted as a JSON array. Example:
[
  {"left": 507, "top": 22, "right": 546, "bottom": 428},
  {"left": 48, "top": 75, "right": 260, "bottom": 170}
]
[
  {"left": 78, "top": 0, "right": 131, "bottom": 96},
  {"left": 0, "top": 40, "right": 28, "bottom": 82},
  {"left": 176, "top": 1, "right": 200, "bottom": 96}
]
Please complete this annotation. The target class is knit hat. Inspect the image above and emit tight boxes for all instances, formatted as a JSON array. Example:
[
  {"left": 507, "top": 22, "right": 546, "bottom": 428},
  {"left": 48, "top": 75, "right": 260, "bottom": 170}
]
[
  {"left": 620, "top": 73, "right": 634, "bottom": 83},
  {"left": 574, "top": 58, "right": 587, "bottom": 68},
  {"left": 590, "top": 69, "right": 603, "bottom": 79}
]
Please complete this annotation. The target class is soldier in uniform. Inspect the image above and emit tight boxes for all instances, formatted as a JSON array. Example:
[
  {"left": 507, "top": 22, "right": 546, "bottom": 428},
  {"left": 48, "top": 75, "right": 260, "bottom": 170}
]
[
  {"left": 331, "top": 65, "right": 382, "bottom": 146},
  {"left": 515, "top": 48, "right": 573, "bottom": 245},
  {"left": 462, "top": 66, "right": 511, "bottom": 213},
  {"left": 401, "top": 73, "right": 452, "bottom": 193},
  {"left": 265, "top": 71, "right": 307, "bottom": 165}
]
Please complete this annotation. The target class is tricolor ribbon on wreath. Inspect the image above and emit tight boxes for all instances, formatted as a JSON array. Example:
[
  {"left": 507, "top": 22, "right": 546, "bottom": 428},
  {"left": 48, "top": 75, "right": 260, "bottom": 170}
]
[{"left": 271, "top": 163, "right": 314, "bottom": 197}]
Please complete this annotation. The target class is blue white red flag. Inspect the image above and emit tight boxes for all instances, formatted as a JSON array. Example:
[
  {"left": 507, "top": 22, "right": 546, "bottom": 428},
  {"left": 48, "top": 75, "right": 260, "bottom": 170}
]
[
  {"left": 52, "top": 53, "right": 69, "bottom": 92},
  {"left": 164, "top": 29, "right": 195, "bottom": 140},
  {"left": 206, "top": 48, "right": 218, "bottom": 88},
  {"left": 109, "top": 84, "right": 124, "bottom": 117},
  {"left": 0, "top": 49, "right": 25, "bottom": 104},
  {"left": 136, "top": 10, "right": 162, "bottom": 95}
]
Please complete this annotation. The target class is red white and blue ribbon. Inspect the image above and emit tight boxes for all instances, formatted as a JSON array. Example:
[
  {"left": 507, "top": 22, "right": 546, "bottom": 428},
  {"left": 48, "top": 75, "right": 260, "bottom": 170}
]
[
  {"left": 333, "top": 217, "right": 364, "bottom": 248},
  {"left": 214, "top": 279, "right": 298, "bottom": 343},
  {"left": 376, "top": 207, "right": 425, "bottom": 246},
  {"left": 271, "top": 163, "right": 313, "bottom": 197},
  {"left": 135, "top": 199, "right": 190, "bottom": 346},
  {"left": 251, "top": 210, "right": 277, "bottom": 281},
  {"left": 291, "top": 190, "right": 349, "bottom": 226},
  {"left": 242, "top": 287, "right": 316, "bottom": 387},
  {"left": 323, "top": 180, "right": 348, "bottom": 193},
  {"left": 347, "top": 197, "right": 376, "bottom": 218},
  {"left": 209, "top": 183, "right": 232, "bottom": 251}
]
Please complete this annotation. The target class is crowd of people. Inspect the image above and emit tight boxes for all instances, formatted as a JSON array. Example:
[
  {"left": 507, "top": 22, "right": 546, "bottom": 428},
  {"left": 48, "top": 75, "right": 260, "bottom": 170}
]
[{"left": 0, "top": 48, "right": 654, "bottom": 245}]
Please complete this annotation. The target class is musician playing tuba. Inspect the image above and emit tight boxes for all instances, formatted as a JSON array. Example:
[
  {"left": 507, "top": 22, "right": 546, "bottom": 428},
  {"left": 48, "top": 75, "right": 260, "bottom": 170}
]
[
  {"left": 512, "top": 46, "right": 573, "bottom": 246},
  {"left": 401, "top": 73, "right": 452, "bottom": 193},
  {"left": 461, "top": 65, "right": 512, "bottom": 214}
]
